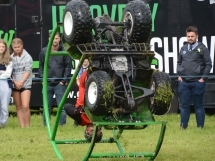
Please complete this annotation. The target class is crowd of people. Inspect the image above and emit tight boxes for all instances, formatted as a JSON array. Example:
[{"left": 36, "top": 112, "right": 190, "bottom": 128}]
[
  {"left": 0, "top": 25, "right": 212, "bottom": 142},
  {"left": 0, "top": 38, "right": 33, "bottom": 128},
  {"left": 0, "top": 31, "right": 102, "bottom": 142}
]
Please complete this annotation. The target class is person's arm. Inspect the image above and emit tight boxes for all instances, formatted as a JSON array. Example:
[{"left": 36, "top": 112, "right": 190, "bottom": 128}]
[
  {"left": 177, "top": 48, "right": 183, "bottom": 81},
  {"left": 20, "top": 54, "right": 33, "bottom": 84},
  {"left": 38, "top": 49, "right": 45, "bottom": 78},
  {"left": 76, "top": 67, "right": 83, "bottom": 86},
  {"left": 76, "top": 78, "right": 80, "bottom": 86},
  {"left": 201, "top": 47, "right": 212, "bottom": 81},
  {"left": 0, "top": 61, "right": 13, "bottom": 79},
  {"left": 19, "top": 72, "right": 30, "bottom": 85},
  {"left": 75, "top": 70, "right": 87, "bottom": 107},
  {"left": 61, "top": 56, "right": 72, "bottom": 85}
]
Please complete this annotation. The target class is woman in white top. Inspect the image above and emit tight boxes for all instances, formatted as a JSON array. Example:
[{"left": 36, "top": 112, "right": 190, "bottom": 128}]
[{"left": 0, "top": 39, "right": 13, "bottom": 128}]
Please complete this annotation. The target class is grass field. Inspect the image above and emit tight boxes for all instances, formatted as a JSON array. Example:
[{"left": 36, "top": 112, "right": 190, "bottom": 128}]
[{"left": 0, "top": 107, "right": 215, "bottom": 161}]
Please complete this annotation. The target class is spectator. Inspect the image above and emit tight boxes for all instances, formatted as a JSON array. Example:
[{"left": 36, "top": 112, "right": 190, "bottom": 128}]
[
  {"left": 65, "top": 71, "right": 102, "bottom": 142},
  {"left": 0, "top": 39, "right": 13, "bottom": 128},
  {"left": 11, "top": 38, "right": 33, "bottom": 128},
  {"left": 38, "top": 31, "right": 72, "bottom": 126},
  {"left": 177, "top": 26, "right": 212, "bottom": 129}
]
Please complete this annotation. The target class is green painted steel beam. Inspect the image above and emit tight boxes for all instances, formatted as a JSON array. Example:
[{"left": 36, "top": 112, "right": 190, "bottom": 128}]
[
  {"left": 92, "top": 121, "right": 166, "bottom": 126},
  {"left": 90, "top": 152, "right": 155, "bottom": 158},
  {"left": 43, "top": 24, "right": 86, "bottom": 160},
  {"left": 43, "top": 25, "right": 63, "bottom": 160},
  {"left": 55, "top": 138, "right": 117, "bottom": 144}
]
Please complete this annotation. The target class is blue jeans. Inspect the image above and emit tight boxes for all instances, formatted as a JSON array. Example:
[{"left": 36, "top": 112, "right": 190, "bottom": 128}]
[
  {"left": 178, "top": 81, "right": 206, "bottom": 128},
  {"left": 43, "top": 83, "right": 67, "bottom": 126}
]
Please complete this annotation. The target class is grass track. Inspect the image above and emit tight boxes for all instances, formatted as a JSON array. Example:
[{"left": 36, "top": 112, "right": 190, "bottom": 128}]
[{"left": 1, "top": 107, "right": 215, "bottom": 161}]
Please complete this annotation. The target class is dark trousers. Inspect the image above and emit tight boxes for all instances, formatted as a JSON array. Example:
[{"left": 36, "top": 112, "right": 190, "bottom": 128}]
[
  {"left": 178, "top": 81, "right": 206, "bottom": 128},
  {"left": 64, "top": 103, "right": 81, "bottom": 125},
  {"left": 43, "top": 83, "right": 67, "bottom": 125}
]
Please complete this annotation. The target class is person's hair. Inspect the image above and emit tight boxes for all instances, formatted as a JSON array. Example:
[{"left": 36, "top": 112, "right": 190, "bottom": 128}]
[
  {"left": 12, "top": 38, "right": 23, "bottom": 46},
  {"left": 0, "top": 39, "right": 11, "bottom": 65},
  {"left": 84, "top": 128, "right": 103, "bottom": 143},
  {"left": 186, "top": 26, "right": 198, "bottom": 35},
  {"left": 49, "top": 31, "right": 60, "bottom": 37}
]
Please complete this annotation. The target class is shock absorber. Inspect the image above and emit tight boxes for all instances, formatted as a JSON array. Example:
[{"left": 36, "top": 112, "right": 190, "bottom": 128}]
[{"left": 116, "top": 27, "right": 125, "bottom": 44}]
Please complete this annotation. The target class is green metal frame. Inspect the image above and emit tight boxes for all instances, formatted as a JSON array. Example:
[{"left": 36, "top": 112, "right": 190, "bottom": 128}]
[
  {"left": 43, "top": 24, "right": 167, "bottom": 161},
  {"left": 43, "top": 24, "right": 86, "bottom": 160}
]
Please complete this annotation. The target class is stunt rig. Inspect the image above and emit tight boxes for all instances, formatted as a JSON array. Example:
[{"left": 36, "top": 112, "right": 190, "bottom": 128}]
[{"left": 43, "top": 0, "right": 173, "bottom": 160}]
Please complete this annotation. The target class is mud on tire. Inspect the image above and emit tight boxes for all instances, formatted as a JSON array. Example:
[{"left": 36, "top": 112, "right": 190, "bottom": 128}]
[
  {"left": 85, "top": 71, "right": 113, "bottom": 116},
  {"left": 149, "top": 71, "right": 173, "bottom": 115},
  {"left": 63, "top": 0, "right": 93, "bottom": 45},
  {"left": 122, "top": 0, "right": 152, "bottom": 43}
]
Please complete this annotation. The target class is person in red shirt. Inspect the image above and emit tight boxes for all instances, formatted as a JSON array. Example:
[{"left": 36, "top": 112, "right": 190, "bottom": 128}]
[{"left": 65, "top": 70, "right": 102, "bottom": 142}]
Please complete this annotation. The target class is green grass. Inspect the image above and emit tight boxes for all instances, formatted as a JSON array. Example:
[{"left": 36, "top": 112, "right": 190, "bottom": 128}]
[{"left": 1, "top": 107, "right": 215, "bottom": 161}]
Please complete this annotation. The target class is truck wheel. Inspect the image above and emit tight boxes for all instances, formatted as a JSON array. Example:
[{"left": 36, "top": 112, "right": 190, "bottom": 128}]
[
  {"left": 63, "top": 0, "right": 93, "bottom": 45},
  {"left": 122, "top": 0, "right": 151, "bottom": 43},
  {"left": 149, "top": 71, "right": 173, "bottom": 115},
  {"left": 85, "top": 71, "right": 113, "bottom": 116}
]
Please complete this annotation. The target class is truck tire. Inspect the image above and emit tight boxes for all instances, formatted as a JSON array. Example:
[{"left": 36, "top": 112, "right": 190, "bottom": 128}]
[
  {"left": 149, "top": 71, "right": 173, "bottom": 115},
  {"left": 122, "top": 0, "right": 152, "bottom": 43},
  {"left": 63, "top": 0, "right": 93, "bottom": 45},
  {"left": 85, "top": 71, "right": 113, "bottom": 116},
  {"left": 168, "top": 92, "right": 180, "bottom": 114}
]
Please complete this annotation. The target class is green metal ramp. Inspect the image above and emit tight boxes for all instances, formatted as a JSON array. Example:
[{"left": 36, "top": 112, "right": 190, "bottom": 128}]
[{"left": 42, "top": 25, "right": 167, "bottom": 161}]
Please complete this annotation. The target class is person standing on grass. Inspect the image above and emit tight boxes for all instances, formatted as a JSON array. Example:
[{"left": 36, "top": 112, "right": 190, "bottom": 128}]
[
  {"left": 0, "top": 39, "right": 13, "bottom": 128},
  {"left": 177, "top": 26, "right": 212, "bottom": 129},
  {"left": 11, "top": 38, "right": 33, "bottom": 128},
  {"left": 38, "top": 31, "right": 72, "bottom": 126}
]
